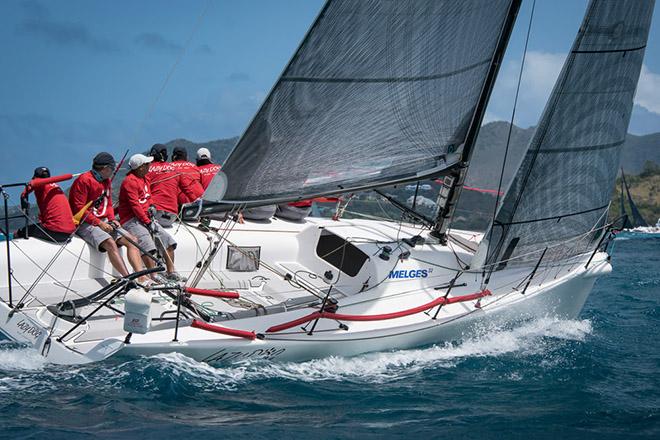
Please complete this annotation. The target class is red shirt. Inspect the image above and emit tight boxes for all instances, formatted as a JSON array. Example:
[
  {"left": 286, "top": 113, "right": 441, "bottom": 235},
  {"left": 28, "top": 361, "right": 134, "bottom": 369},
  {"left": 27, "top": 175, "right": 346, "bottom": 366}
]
[
  {"left": 147, "top": 161, "right": 179, "bottom": 214},
  {"left": 198, "top": 163, "right": 221, "bottom": 190},
  {"left": 171, "top": 160, "right": 204, "bottom": 204},
  {"left": 69, "top": 171, "right": 115, "bottom": 226},
  {"left": 27, "top": 180, "right": 75, "bottom": 233},
  {"left": 118, "top": 173, "right": 152, "bottom": 225}
]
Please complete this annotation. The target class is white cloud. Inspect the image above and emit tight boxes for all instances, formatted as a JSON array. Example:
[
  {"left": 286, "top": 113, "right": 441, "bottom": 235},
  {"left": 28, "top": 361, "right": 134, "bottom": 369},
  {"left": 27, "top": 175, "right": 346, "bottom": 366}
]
[
  {"left": 635, "top": 64, "right": 660, "bottom": 115},
  {"left": 519, "top": 51, "right": 566, "bottom": 105},
  {"left": 486, "top": 51, "right": 566, "bottom": 128}
]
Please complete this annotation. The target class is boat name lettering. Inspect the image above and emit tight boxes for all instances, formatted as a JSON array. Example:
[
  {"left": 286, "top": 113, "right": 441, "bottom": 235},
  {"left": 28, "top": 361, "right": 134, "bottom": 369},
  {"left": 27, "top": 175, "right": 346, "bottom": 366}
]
[
  {"left": 205, "top": 347, "right": 286, "bottom": 363},
  {"left": 388, "top": 268, "right": 431, "bottom": 279},
  {"left": 14, "top": 319, "right": 43, "bottom": 340}
]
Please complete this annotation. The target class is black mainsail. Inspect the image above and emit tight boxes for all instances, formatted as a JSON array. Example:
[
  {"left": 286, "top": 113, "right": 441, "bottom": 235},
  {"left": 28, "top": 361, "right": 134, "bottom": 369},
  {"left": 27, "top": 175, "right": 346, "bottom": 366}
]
[
  {"left": 474, "top": 0, "right": 655, "bottom": 269},
  {"left": 197, "top": 0, "right": 521, "bottom": 212}
]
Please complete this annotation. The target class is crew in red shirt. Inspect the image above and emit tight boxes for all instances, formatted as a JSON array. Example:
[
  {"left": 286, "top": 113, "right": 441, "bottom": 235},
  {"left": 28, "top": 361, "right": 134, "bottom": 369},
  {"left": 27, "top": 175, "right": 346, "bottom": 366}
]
[
  {"left": 119, "top": 154, "right": 179, "bottom": 280},
  {"left": 69, "top": 152, "right": 145, "bottom": 281},
  {"left": 195, "top": 147, "right": 221, "bottom": 190},
  {"left": 14, "top": 167, "right": 75, "bottom": 243},
  {"left": 171, "top": 147, "right": 204, "bottom": 207},
  {"left": 147, "top": 144, "right": 179, "bottom": 227}
]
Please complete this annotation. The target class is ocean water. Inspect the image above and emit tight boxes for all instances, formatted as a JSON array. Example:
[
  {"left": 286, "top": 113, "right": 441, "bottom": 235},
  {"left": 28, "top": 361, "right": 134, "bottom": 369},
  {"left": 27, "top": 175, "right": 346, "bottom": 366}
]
[{"left": 0, "top": 233, "right": 658, "bottom": 439}]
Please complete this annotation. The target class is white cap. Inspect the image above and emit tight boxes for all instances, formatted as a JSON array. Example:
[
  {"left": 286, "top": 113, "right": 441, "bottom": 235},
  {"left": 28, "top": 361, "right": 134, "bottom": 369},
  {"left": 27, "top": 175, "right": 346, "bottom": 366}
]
[
  {"left": 128, "top": 153, "right": 154, "bottom": 170},
  {"left": 197, "top": 147, "right": 211, "bottom": 160}
]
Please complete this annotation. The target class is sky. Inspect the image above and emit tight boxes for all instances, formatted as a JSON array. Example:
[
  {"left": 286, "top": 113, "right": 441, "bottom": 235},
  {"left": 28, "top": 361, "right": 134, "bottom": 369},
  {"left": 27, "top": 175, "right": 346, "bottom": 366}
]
[{"left": 0, "top": 0, "right": 659, "bottom": 193}]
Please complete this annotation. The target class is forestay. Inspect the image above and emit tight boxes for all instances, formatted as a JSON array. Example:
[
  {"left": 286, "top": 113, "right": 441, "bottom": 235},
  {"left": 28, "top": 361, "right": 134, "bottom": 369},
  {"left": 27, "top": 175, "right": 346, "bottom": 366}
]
[
  {"left": 203, "top": 0, "right": 518, "bottom": 206},
  {"left": 473, "top": 0, "right": 655, "bottom": 269}
]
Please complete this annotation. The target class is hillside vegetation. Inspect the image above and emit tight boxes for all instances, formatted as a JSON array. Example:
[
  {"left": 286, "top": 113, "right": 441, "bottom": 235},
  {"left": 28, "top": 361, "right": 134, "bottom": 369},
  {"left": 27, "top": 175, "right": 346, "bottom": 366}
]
[{"left": 610, "top": 161, "right": 660, "bottom": 225}]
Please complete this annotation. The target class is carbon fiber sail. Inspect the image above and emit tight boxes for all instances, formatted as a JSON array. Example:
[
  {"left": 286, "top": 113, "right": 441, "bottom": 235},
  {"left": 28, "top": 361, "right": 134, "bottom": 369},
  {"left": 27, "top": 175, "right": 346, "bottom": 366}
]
[
  {"left": 202, "top": 0, "right": 520, "bottom": 208},
  {"left": 473, "top": 0, "right": 655, "bottom": 269}
]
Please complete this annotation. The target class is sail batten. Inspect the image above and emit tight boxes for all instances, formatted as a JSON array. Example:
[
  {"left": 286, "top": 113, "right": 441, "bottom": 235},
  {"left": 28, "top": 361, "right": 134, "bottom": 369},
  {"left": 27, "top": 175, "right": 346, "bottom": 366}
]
[{"left": 201, "top": 0, "right": 520, "bottom": 208}]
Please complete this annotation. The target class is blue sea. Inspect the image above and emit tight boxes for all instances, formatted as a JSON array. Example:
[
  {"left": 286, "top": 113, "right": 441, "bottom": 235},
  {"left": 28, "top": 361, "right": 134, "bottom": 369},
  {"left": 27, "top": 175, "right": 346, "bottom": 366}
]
[{"left": 1, "top": 232, "right": 658, "bottom": 439}]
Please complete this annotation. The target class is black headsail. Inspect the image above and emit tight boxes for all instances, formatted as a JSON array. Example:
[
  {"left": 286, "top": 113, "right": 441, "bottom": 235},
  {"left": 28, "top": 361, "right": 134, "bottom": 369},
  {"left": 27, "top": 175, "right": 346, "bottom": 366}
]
[
  {"left": 191, "top": 0, "right": 521, "bottom": 216},
  {"left": 621, "top": 168, "right": 650, "bottom": 228},
  {"left": 473, "top": 0, "right": 655, "bottom": 270}
]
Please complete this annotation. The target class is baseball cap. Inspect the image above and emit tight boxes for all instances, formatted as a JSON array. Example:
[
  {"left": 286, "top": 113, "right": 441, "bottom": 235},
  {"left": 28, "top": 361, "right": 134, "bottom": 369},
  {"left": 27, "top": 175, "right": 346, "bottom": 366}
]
[
  {"left": 93, "top": 152, "right": 116, "bottom": 168},
  {"left": 196, "top": 148, "right": 211, "bottom": 160},
  {"left": 33, "top": 166, "right": 51, "bottom": 179},
  {"left": 128, "top": 153, "right": 154, "bottom": 170}
]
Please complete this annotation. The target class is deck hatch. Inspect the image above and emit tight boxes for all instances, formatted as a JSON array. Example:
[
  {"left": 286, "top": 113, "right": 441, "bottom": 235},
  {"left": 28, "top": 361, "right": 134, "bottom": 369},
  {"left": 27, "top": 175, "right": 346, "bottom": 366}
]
[
  {"left": 316, "top": 230, "right": 368, "bottom": 277},
  {"left": 226, "top": 246, "right": 261, "bottom": 272}
]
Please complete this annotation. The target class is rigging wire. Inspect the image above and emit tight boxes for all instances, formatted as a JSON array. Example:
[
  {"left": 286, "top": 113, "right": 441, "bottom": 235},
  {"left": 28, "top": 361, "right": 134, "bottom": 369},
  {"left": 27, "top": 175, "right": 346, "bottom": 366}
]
[
  {"left": 483, "top": 0, "right": 537, "bottom": 285},
  {"left": 47, "top": 244, "right": 86, "bottom": 338},
  {"left": 128, "top": 0, "right": 212, "bottom": 146}
]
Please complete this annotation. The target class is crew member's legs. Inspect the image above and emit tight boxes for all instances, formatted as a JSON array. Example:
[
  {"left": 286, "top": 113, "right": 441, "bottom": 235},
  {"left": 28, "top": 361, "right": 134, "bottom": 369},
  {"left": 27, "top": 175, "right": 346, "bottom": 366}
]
[
  {"left": 99, "top": 238, "right": 130, "bottom": 277},
  {"left": 116, "top": 236, "right": 143, "bottom": 273}
]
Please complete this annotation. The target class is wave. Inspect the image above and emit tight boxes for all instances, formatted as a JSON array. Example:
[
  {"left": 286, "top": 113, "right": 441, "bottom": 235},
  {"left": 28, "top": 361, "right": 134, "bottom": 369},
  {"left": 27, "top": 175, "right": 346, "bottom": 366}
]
[{"left": 0, "top": 317, "right": 593, "bottom": 395}]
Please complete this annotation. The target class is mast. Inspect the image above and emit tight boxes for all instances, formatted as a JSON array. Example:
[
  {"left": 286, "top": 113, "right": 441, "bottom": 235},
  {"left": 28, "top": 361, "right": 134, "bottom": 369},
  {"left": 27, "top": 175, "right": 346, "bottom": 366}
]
[
  {"left": 430, "top": 0, "right": 522, "bottom": 244},
  {"left": 620, "top": 169, "right": 630, "bottom": 229}
]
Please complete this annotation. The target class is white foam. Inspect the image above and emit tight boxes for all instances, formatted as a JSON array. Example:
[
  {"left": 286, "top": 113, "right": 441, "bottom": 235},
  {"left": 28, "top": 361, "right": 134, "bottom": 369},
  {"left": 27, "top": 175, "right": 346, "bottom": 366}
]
[
  {"left": 0, "top": 344, "right": 47, "bottom": 372},
  {"left": 0, "top": 317, "right": 593, "bottom": 392},
  {"left": 146, "top": 317, "right": 593, "bottom": 386}
]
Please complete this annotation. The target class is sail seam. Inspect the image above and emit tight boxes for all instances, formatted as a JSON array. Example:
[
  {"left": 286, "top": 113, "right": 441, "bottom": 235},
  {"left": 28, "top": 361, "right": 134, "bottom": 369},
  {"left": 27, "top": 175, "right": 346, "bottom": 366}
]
[
  {"left": 530, "top": 140, "right": 624, "bottom": 154},
  {"left": 572, "top": 44, "right": 646, "bottom": 54},
  {"left": 281, "top": 59, "right": 491, "bottom": 84},
  {"left": 494, "top": 204, "right": 609, "bottom": 226}
]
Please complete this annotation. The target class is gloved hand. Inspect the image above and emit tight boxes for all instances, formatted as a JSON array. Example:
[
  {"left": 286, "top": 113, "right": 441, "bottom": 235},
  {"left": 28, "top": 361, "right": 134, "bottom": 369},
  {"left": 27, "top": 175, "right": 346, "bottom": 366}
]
[{"left": 147, "top": 205, "right": 157, "bottom": 218}]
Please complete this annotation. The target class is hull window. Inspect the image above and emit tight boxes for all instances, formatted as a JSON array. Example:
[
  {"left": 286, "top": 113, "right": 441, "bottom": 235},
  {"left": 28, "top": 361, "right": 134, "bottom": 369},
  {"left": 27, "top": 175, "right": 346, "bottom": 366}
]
[{"left": 316, "top": 230, "right": 368, "bottom": 277}]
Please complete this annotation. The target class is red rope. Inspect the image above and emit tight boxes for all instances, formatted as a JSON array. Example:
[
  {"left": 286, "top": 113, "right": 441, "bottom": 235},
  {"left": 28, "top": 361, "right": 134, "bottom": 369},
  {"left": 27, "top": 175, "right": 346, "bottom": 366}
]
[
  {"left": 266, "top": 290, "right": 491, "bottom": 333},
  {"left": 184, "top": 287, "right": 239, "bottom": 299},
  {"left": 191, "top": 319, "right": 256, "bottom": 340}
]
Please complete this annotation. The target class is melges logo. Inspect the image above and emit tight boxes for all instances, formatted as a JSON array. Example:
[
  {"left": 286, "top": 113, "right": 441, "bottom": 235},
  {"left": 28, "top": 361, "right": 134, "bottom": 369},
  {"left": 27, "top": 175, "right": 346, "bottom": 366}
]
[{"left": 388, "top": 268, "right": 432, "bottom": 279}]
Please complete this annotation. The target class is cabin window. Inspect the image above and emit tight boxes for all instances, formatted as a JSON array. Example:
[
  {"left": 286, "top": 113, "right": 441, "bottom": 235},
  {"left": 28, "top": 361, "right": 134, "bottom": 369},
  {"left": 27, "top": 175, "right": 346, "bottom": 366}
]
[
  {"left": 226, "top": 246, "right": 260, "bottom": 272},
  {"left": 316, "top": 230, "right": 368, "bottom": 277}
]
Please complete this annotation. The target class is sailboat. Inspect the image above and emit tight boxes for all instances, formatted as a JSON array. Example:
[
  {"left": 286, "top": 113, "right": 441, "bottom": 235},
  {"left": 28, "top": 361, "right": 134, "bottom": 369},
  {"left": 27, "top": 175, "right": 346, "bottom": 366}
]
[
  {"left": 619, "top": 168, "right": 659, "bottom": 232},
  {"left": 0, "top": 0, "right": 654, "bottom": 365}
]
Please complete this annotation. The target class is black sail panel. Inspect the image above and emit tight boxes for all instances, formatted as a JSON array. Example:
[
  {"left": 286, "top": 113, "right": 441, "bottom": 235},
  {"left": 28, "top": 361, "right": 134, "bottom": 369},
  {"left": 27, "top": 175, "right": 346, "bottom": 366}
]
[
  {"left": 204, "top": 0, "right": 518, "bottom": 206},
  {"left": 474, "top": 0, "right": 655, "bottom": 269},
  {"left": 622, "top": 170, "right": 650, "bottom": 227}
]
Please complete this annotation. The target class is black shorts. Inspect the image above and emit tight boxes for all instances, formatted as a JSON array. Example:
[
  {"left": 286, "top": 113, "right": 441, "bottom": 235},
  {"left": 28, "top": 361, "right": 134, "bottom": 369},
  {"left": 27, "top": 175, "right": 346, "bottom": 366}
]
[{"left": 15, "top": 224, "right": 71, "bottom": 243}]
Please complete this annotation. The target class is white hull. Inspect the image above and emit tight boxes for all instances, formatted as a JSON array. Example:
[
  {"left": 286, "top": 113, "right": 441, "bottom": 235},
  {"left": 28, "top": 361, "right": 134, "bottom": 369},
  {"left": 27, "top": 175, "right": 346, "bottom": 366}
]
[{"left": 0, "top": 217, "right": 611, "bottom": 365}]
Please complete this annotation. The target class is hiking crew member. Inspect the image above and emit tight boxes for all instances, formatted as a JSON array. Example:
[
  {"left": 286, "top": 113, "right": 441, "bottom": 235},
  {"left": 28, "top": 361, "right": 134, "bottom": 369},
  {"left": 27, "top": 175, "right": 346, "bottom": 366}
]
[
  {"left": 15, "top": 167, "right": 75, "bottom": 243},
  {"left": 196, "top": 147, "right": 221, "bottom": 190},
  {"left": 147, "top": 144, "right": 179, "bottom": 227},
  {"left": 69, "top": 152, "right": 145, "bottom": 279},
  {"left": 118, "top": 154, "right": 180, "bottom": 280},
  {"left": 171, "top": 146, "right": 204, "bottom": 207}
]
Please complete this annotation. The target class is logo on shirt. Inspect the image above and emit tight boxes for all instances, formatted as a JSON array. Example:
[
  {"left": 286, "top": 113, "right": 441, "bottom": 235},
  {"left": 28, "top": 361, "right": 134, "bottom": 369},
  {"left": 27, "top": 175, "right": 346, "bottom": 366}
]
[{"left": 138, "top": 183, "right": 150, "bottom": 204}]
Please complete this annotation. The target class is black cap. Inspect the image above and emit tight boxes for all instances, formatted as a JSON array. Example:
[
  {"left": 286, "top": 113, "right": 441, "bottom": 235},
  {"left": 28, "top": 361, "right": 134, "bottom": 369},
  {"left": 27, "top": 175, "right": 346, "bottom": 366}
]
[
  {"left": 149, "top": 144, "right": 168, "bottom": 162},
  {"left": 150, "top": 143, "right": 167, "bottom": 155},
  {"left": 33, "top": 166, "right": 50, "bottom": 179},
  {"left": 172, "top": 146, "right": 188, "bottom": 160},
  {"left": 93, "top": 152, "right": 116, "bottom": 168}
]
